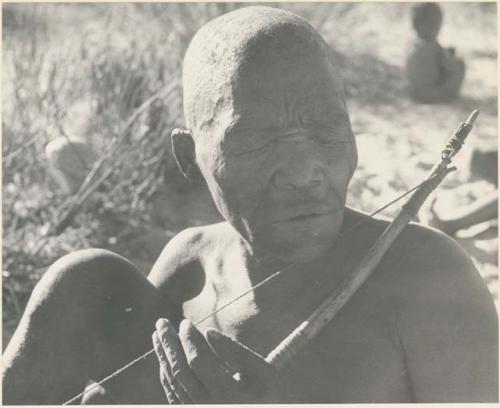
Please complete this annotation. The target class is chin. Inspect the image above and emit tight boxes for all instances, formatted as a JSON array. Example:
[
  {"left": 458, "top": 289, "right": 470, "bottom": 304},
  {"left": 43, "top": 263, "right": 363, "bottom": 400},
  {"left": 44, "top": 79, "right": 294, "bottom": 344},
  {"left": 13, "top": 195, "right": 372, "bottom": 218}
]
[
  {"left": 259, "top": 225, "right": 341, "bottom": 265},
  {"left": 282, "top": 244, "right": 331, "bottom": 265},
  {"left": 293, "top": 235, "right": 337, "bottom": 263}
]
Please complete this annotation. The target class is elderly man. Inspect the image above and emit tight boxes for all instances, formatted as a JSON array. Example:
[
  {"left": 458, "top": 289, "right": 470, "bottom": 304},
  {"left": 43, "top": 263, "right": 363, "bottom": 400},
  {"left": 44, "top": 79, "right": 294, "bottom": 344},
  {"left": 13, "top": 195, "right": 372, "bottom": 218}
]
[{"left": 2, "top": 6, "right": 497, "bottom": 404}]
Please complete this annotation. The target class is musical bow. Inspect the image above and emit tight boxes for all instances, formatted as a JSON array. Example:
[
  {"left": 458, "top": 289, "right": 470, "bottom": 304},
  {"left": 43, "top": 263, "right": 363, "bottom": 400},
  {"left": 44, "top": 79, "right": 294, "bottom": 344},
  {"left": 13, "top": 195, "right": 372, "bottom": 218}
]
[{"left": 63, "top": 109, "right": 479, "bottom": 404}]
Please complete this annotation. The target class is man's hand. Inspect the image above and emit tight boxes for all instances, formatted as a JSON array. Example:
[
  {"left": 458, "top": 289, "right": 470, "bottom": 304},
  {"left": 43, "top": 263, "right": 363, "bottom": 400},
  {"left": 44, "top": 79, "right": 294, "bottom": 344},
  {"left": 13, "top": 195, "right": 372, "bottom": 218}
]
[{"left": 152, "top": 318, "right": 289, "bottom": 404}]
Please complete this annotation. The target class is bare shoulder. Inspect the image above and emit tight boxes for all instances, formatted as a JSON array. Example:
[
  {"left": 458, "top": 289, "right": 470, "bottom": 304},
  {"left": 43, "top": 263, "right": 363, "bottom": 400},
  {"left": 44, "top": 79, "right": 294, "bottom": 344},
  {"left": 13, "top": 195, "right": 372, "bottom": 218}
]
[
  {"left": 351, "top": 208, "right": 496, "bottom": 315},
  {"left": 385, "top": 222, "right": 493, "bottom": 305},
  {"left": 341, "top": 210, "right": 490, "bottom": 301},
  {"left": 148, "top": 222, "right": 229, "bottom": 304},
  {"left": 394, "top": 222, "right": 484, "bottom": 285},
  {"left": 387, "top": 223, "right": 498, "bottom": 402}
]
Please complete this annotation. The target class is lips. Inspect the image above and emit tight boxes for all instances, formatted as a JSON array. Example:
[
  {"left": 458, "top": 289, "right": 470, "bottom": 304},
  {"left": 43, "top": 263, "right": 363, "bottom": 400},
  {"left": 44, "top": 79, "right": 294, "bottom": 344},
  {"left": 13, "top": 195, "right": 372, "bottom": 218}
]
[
  {"left": 273, "top": 206, "right": 335, "bottom": 224},
  {"left": 288, "top": 213, "right": 326, "bottom": 221}
]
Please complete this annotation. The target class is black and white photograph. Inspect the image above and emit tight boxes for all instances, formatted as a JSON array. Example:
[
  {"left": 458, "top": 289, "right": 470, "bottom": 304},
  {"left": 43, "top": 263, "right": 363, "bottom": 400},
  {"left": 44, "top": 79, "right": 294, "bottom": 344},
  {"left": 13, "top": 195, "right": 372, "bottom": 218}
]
[{"left": 2, "top": 2, "right": 498, "bottom": 404}]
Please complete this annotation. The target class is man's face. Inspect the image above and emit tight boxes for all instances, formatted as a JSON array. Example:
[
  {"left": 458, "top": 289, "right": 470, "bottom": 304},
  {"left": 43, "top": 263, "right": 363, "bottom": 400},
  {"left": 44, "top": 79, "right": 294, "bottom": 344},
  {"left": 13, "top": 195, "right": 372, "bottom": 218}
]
[{"left": 194, "top": 51, "right": 354, "bottom": 264}]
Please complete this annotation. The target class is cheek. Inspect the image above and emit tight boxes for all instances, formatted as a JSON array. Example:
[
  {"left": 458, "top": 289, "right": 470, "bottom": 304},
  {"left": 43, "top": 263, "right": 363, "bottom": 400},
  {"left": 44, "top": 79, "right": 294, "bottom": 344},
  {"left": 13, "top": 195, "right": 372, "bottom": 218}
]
[
  {"left": 201, "top": 150, "right": 270, "bottom": 223},
  {"left": 323, "top": 147, "right": 354, "bottom": 193},
  {"left": 218, "top": 156, "right": 270, "bottom": 215},
  {"left": 196, "top": 149, "right": 230, "bottom": 214},
  {"left": 327, "top": 164, "right": 351, "bottom": 200}
]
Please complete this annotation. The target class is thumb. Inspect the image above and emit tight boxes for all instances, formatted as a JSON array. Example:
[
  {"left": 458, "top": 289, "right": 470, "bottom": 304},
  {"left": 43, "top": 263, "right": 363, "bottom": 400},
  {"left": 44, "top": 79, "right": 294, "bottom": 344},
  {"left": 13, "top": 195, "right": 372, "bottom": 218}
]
[{"left": 205, "top": 329, "right": 272, "bottom": 376}]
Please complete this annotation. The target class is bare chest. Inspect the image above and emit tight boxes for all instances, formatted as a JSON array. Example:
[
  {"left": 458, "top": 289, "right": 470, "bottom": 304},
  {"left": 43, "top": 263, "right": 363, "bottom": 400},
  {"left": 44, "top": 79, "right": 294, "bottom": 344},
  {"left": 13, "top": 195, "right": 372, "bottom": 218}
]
[{"left": 182, "top": 268, "right": 413, "bottom": 403}]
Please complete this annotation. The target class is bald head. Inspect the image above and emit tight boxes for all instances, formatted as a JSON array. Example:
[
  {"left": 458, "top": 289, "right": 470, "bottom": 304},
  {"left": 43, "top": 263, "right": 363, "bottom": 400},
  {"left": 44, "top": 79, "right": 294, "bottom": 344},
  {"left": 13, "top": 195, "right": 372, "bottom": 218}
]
[{"left": 182, "top": 6, "right": 346, "bottom": 134}]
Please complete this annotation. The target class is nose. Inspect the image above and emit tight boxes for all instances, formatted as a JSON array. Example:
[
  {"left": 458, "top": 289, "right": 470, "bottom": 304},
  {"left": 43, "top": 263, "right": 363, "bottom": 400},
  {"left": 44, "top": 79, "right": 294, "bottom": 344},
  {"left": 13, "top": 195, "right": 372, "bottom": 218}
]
[{"left": 272, "top": 150, "right": 324, "bottom": 190}]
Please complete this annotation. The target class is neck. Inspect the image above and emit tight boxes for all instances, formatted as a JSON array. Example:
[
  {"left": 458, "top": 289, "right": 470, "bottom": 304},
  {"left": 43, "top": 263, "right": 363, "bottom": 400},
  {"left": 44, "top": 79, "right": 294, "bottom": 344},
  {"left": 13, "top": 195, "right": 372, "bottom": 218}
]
[
  {"left": 238, "top": 239, "right": 293, "bottom": 285},
  {"left": 237, "top": 208, "right": 363, "bottom": 287}
]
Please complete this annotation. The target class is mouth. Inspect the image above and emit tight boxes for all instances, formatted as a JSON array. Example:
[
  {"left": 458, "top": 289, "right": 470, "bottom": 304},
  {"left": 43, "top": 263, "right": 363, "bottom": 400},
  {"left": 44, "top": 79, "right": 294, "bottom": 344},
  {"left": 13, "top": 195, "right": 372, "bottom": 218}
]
[
  {"left": 273, "top": 209, "right": 336, "bottom": 225},
  {"left": 288, "top": 213, "right": 327, "bottom": 221}
]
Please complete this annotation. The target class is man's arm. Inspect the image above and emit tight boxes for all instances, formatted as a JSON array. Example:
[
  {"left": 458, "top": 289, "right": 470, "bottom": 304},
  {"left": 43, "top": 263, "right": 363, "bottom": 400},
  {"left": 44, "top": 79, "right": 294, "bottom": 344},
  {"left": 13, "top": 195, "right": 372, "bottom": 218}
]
[{"left": 396, "top": 231, "right": 498, "bottom": 402}]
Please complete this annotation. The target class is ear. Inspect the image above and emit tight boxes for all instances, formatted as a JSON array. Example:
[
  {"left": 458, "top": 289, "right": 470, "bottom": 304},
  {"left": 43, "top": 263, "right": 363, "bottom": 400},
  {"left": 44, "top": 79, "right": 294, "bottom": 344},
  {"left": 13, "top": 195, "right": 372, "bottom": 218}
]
[{"left": 171, "top": 128, "right": 202, "bottom": 182}]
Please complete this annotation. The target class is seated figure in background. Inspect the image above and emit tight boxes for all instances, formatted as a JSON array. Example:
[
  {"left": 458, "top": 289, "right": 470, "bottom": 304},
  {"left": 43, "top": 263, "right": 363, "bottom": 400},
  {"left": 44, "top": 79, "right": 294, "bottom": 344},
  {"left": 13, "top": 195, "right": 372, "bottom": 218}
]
[
  {"left": 406, "top": 3, "right": 465, "bottom": 103},
  {"left": 3, "top": 6, "right": 497, "bottom": 405},
  {"left": 45, "top": 137, "right": 96, "bottom": 195}
]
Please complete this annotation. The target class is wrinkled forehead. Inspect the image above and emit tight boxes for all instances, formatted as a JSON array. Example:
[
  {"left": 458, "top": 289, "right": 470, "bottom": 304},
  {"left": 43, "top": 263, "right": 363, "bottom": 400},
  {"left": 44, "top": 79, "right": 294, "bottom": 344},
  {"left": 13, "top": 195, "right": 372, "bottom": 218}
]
[
  {"left": 231, "top": 38, "right": 346, "bottom": 118},
  {"left": 182, "top": 7, "right": 347, "bottom": 134}
]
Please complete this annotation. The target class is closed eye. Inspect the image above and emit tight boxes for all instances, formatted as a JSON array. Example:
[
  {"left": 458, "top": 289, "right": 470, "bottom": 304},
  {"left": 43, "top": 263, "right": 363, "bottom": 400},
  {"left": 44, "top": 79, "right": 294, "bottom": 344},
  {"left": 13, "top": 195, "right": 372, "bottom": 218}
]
[
  {"left": 304, "top": 120, "right": 351, "bottom": 146},
  {"left": 318, "top": 138, "right": 348, "bottom": 146},
  {"left": 315, "top": 132, "right": 350, "bottom": 148},
  {"left": 227, "top": 142, "right": 271, "bottom": 157}
]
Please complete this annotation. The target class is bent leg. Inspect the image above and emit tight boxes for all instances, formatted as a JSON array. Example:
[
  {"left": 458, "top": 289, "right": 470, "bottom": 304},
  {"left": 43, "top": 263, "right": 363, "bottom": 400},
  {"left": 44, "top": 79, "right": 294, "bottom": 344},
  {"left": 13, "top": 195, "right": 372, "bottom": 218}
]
[{"left": 2, "top": 249, "right": 180, "bottom": 404}]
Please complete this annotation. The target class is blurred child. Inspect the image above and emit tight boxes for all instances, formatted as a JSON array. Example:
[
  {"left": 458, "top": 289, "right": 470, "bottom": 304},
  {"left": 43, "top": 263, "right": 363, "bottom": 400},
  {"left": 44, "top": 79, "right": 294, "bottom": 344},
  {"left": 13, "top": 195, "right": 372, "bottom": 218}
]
[
  {"left": 45, "top": 137, "right": 96, "bottom": 195},
  {"left": 406, "top": 3, "right": 465, "bottom": 103}
]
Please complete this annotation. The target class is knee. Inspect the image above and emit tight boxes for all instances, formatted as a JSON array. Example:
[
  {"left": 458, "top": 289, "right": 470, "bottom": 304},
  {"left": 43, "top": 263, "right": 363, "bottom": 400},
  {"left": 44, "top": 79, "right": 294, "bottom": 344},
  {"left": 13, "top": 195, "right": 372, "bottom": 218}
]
[
  {"left": 28, "top": 249, "right": 143, "bottom": 315},
  {"left": 42, "top": 248, "right": 139, "bottom": 284},
  {"left": 45, "top": 137, "right": 96, "bottom": 195},
  {"left": 49, "top": 248, "right": 139, "bottom": 278}
]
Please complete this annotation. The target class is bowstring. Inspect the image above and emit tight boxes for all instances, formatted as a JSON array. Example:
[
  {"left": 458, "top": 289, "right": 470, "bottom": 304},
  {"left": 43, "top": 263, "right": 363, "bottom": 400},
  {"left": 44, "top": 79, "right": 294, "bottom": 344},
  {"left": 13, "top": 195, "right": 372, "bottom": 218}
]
[
  {"left": 63, "top": 269, "right": 284, "bottom": 405},
  {"left": 63, "top": 181, "right": 425, "bottom": 405}
]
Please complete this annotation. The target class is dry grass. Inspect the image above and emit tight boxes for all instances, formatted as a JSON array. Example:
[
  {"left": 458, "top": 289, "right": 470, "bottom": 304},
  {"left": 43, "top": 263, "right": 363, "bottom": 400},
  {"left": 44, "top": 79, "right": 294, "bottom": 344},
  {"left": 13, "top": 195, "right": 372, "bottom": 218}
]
[{"left": 2, "top": 3, "right": 497, "bottom": 346}]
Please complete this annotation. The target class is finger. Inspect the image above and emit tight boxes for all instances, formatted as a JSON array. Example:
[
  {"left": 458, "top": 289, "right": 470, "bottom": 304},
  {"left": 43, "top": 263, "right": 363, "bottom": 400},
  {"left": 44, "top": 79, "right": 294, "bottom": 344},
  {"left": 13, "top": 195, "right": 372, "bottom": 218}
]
[
  {"left": 179, "top": 320, "right": 235, "bottom": 397},
  {"left": 153, "top": 331, "right": 191, "bottom": 403},
  {"left": 156, "top": 319, "right": 208, "bottom": 402},
  {"left": 160, "top": 370, "right": 180, "bottom": 404},
  {"left": 205, "top": 329, "right": 273, "bottom": 378},
  {"left": 154, "top": 323, "right": 200, "bottom": 403}
]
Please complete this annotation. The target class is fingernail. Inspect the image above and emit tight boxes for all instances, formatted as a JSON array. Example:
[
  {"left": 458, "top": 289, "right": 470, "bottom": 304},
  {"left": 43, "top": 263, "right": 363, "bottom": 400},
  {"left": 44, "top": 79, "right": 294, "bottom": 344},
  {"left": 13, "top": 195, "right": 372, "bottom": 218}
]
[
  {"left": 180, "top": 319, "right": 198, "bottom": 340},
  {"left": 156, "top": 318, "right": 168, "bottom": 331},
  {"left": 179, "top": 318, "right": 193, "bottom": 329},
  {"left": 206, "top": 329, "right": 223, "bottom": 340},
  {"left": 205, "top": 329, "right": 228, "bottom": 348}
]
